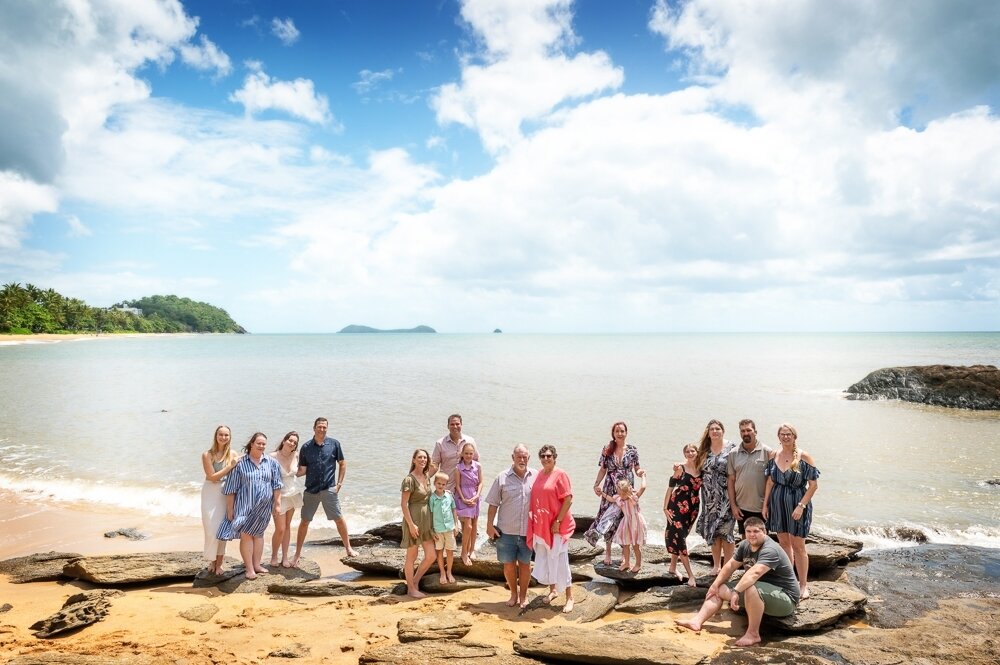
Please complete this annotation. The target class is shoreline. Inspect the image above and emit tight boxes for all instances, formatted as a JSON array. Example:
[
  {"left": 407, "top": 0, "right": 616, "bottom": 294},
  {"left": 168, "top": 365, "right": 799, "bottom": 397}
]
[{"left": 2, "top": 490, "right": 999, "bottom": 664}]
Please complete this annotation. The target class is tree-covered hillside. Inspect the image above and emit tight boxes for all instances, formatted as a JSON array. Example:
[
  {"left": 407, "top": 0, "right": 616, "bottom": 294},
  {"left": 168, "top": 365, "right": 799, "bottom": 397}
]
[{"left": 0, "top": 283, "right": 246, "bottom": 334}]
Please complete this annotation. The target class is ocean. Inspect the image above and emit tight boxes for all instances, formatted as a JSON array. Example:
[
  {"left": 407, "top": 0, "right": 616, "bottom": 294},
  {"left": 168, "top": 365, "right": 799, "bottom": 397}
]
[{"left": 1, "top": 332, "right": 998, "bottom": 550}]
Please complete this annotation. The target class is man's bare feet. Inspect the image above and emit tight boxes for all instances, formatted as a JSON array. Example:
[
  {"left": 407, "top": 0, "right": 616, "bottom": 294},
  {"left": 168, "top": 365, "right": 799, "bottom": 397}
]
[
  {"left": 407, "top": 589, "right": 427, "bottom": 599},
  {"left": 674, "top": 618, "right": 702, "bottom": 632},
  {"left": 735, "top": 632, "right": 762, "bottom": 647},
  {"left": 562, "top": 598, "right": 574, "bottom": 613}
]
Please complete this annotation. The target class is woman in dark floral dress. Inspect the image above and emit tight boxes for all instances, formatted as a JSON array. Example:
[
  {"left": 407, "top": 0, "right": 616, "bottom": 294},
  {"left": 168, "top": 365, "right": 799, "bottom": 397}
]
[
  {"left": 693, "top": 419, "right": 737, "bottom": 573},
  {"left": 664, "top": 444, "right": 702, "bottom": 586},
  {"left": 584, "top": 421, "right": 644, "bottom": 564}
]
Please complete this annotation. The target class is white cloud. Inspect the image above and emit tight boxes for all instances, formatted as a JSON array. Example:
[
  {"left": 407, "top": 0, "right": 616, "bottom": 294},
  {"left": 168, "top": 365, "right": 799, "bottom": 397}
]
[
  {"left": 352, "top": 68, "right": 397, "bottom": 95},
  {"left": 65, "top": 215, "right": 92, "bottom": 238},
  {"left": 0, "top": 171, "right": 59, "bottom": 250},
  {"left": 430, "top": 0, "right": 623, "bottom": 154},
  {"left": 178, "top": 34, "right": 232, "bottom": 78},
  {"left": 271, "top": 17, "right": 300, "bottom": 46},
  {"left": 230, "top": 64, "right": 335, "bottom": 125}
]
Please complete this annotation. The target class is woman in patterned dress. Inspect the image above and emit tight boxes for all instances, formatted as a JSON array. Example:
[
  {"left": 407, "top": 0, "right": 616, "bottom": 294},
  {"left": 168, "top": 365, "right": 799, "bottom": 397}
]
[
  {"left": 665, "top": 444, "right": 703, "bottom": 586},
  {"left": 585, "top": 421, "right": 644, "bottom": 564},
  {"left": 217, "top": 432, "right": 283, "bottom": 580},
  {"left": 693, "top": 419, "right": 737, "bottom": 573},
  {"left": 763, "top": 423, "right": 820, "bottom": 599},
  {"left": 400, "top": 448, "right": 436, "bottom": 598}
]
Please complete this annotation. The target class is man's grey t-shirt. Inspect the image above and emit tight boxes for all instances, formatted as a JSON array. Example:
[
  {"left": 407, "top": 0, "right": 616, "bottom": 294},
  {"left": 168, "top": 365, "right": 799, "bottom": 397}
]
[{"left": 733, "top": 537, "right": 800, "bottom": 605}]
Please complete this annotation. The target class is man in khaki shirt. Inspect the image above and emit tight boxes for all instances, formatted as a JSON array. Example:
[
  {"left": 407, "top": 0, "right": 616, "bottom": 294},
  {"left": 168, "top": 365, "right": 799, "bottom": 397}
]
[{"left": 727, "top": 419, "right": 773, "bottom": 535}]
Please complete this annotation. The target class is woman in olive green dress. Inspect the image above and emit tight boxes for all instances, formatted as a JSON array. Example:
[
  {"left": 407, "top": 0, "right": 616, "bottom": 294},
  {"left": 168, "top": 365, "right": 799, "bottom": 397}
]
[{"left": 401, "top": 448, "right": 436, "bottom": 598}]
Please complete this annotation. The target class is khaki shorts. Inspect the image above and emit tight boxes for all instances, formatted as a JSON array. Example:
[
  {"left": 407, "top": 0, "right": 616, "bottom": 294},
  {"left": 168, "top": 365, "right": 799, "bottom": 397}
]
[
  {"left": 727, "top": 580, "right": 797, "bottom": 617},
  {"left": 301, "top": 488, "right": 342, "bottom": 521},
  {"left": 433, "top": 531, "right": 457, "bottom": 551}
]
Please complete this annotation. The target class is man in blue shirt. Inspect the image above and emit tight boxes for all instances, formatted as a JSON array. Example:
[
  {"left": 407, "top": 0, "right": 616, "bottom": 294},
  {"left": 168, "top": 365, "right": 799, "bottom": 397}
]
[{"left": 291, "top": 417, "right": 357, "bottom": 565}]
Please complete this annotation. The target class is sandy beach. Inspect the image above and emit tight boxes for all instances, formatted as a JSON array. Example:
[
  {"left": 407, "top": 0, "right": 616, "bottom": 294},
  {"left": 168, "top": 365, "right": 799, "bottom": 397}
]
[{"left": 0, "top": 490, "right": 733, "bottom": 664}]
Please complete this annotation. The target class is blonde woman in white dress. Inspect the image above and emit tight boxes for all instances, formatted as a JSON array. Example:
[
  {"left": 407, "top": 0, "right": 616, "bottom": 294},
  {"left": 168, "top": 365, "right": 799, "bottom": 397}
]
[
  {"left": 201, "top": 425, "right": 239, "bottom": 575},
  {"left": 270, "top": 431, "right": 303, "bottom": 567}
]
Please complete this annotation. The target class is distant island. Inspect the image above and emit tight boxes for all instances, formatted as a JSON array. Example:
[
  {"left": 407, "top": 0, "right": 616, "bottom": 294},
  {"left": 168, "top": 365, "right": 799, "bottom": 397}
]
[
  {"left": 338, "top": 324, "right": 436, "bottom": 334},
  {"left": 0, "top": 283, "right": 246, "bottom": 334}
]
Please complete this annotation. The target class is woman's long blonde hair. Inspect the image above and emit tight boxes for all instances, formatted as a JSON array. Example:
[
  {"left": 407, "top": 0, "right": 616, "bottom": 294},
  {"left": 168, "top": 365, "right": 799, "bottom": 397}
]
[{"left": 208, "top": 425, "right": 237, "bottom": 463}]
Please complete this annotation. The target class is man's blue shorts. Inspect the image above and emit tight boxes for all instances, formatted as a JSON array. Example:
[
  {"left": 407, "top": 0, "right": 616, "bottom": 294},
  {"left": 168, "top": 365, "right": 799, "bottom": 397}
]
[{"left": 495, "top": 533, "right": 531, "bottom": 564}]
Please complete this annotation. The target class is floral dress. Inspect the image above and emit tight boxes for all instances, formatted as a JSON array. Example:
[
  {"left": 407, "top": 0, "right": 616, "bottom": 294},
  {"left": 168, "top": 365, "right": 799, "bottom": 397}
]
[
  {"left": 584, "top": 444, "right": 640, "bottom": 546},
  {"left": 665, "top": 469, "right": 702, "bottom": 555},
  {"left": 695, "top": 441, "right": 737, "bottom": 544}
]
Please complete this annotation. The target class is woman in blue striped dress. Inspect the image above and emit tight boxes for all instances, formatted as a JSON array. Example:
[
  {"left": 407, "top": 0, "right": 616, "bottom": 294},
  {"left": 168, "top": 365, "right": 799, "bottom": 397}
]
[
  {"left": 762, "top": 423, "right": 820, "bottom": 600},
  {"left": 217, "top": 432, "right": 283, "bottom": 580}
]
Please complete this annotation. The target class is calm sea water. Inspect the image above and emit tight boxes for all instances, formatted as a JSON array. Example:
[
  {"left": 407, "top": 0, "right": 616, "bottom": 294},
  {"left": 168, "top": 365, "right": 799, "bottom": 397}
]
[{"left": 1, "top": 333, "right": 998, "bottom": 549}]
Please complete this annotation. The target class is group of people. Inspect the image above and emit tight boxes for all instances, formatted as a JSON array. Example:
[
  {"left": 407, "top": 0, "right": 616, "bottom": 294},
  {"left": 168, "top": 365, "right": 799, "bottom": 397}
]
[
  {"left": 200, "top": 417, "right": 357, "bottom": 580},
  {"left": 200, "top": 414, "right": 820, "bottom": 647}
]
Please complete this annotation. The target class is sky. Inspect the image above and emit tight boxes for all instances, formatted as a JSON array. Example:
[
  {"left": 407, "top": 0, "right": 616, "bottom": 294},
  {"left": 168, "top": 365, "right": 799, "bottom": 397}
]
[{"left": 1, "top": 0, "right": 999, "bottom": 333}]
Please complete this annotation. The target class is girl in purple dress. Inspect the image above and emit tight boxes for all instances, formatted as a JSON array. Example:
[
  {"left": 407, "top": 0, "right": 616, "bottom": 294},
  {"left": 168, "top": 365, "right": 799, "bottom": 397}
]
[{"left": 452, "top": 442, "right": 483, "bottom": 566}]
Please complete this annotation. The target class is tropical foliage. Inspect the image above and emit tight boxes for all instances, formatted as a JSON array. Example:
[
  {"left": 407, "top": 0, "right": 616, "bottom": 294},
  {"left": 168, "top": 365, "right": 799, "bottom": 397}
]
[{"left": 0, "top": 283, "right": 246, "bottom": 334}]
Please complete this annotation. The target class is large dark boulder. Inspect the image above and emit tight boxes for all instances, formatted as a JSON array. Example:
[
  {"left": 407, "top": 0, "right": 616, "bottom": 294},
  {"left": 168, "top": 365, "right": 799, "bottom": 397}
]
[
  {"left": 687, "top": 532, "right": 862, "bottom": 570},
  {"left": 615, "top": 585, "right": 708, "bottom": 613},
  {"left": 768, "top": 581, "right": 867, "bottom": 632},
  {"left": 846, "top": 364, "right": 1000, "bottom": 410},
  {"left": 594, "top": 560, "right": 715, "bottom": 589}
]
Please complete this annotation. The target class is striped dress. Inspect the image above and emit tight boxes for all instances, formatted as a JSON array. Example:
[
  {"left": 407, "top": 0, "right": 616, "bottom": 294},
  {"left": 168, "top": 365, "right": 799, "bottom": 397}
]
[
  {"left": 765, "top": 458, "right": 820, "bottom": 537},
  {"left": 217, "top": 455, "right": 283, "bottom": 539},
  {"left": 611, "top": 494, "right": 648, "bottom": 546}
]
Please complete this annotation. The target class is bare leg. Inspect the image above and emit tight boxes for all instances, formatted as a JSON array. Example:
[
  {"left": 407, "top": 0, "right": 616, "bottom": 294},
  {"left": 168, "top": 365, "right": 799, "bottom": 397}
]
[
  {"left": 710, "top": 539, "right": 722, "bottom": 573},
  {"left": 213, "top": 553, "right": 225, "bottom": 575},
  {"left": 680, "top": 554, "right": 697, "bottom": 586},
  {"left": 676, "top": 585, "right": 728, "bottom": 631},
  {"left": 334, "top": 516, "right": 357, "bottom": 556},
  {"left": 252, "top": 535, "right": 268, "bottom": 573},
  {"left": 630, "top": 544, "right": 643, "bottom": 572},
  {"left": 280, "top": 511, "right": 294, "bottom": 566},
  {"left": 668, "top": 552, "right": 678, "bottom": 575},
  {"left": 619, "top": 544, "right": 632, "bottom": 571},
  {"left": 404, "top": 545, "right": 425, "bottom": 598},
  {"left": 502, "top": 562, "right": 518, "bottom": 606},
  {"left": 604, "top": 541, "right": 612, "bottom": 565},
  {"left": 735, "top": 584, "right": 765, "bottom": 647},
  {"left": 469, "top": 517, "right": 478, "bottom": 559},
  {"left": 436, "top": 546, "right": 446, "bottom": 580},
  {"left": 545, "top": 583, "right": 559, "bottom": 603},
  {"left": 445, "top": 549, "right": 455, "bottom": 583},
  {"left": 791, "top": 535, "right": 809, "bottom": 598},
  {"left": 412, "top": 540, "right": 436, "bottom": 591},
  {"left": 270, "top": 514, "right": 284, "bottom": 565},
  {"left": 291, "top": 518, "right": 309, "bottom": 567},
  {"left": 516, "top": 561, "right": 532, "bottom": 607},
  {"left": 239, "top": 534, "right": 256, "bottom": 579}
]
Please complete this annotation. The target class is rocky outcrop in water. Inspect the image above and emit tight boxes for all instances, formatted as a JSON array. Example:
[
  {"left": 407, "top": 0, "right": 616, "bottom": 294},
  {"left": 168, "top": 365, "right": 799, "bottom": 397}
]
[{"left": 846, "top": 364, "right": 1000, "bottom": 410}]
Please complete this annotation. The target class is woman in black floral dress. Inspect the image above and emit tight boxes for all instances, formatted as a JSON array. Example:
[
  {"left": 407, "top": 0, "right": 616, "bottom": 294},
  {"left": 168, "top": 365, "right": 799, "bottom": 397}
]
[{"left": 664, "top": 444, "right": 702, "bottom": 586}]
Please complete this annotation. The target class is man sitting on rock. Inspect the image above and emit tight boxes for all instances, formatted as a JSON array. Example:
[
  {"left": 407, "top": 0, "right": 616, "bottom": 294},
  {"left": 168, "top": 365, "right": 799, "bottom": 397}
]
[{"left": 675, "top": 517, "right": 799, "bottom": 646}]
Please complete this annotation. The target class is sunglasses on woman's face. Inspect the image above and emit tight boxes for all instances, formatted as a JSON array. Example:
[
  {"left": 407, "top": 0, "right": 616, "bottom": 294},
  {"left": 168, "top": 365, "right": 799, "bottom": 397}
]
[{"left": 539, "top": 453, "right": 555, "bottom": 458}]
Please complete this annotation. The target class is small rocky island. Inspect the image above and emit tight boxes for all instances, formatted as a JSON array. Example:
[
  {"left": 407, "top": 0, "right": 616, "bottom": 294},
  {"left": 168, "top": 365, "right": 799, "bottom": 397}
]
[
  {"left": 337, "top": 324, "right": 436, "bottom": 333},
  {"left": 846, "top": 364, "right": 1000, "bottom": 410}
]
